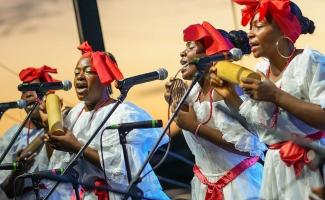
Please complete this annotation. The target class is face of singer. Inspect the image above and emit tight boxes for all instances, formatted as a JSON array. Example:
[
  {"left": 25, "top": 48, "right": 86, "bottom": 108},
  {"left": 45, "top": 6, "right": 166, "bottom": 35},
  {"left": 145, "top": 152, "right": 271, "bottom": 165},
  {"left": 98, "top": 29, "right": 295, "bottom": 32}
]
[
  {"left": 248, "top": 13, "right": 283, "bottom": 58},
  {"left": 21, "top": 79, "right": 41, "bottom": 119},
  {"left": 74, "top": 57, "right": 105, "bottom": 106},
  {"left": 180, "top": 41, "right": 205, "bottom": 80}
]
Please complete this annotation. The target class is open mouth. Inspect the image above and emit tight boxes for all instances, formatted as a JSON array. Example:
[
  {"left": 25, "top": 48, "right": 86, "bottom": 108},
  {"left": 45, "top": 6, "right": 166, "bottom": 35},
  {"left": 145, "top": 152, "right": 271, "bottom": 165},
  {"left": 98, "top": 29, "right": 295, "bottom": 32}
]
[
  {"left": 26, "top": 103, "right": 35, "bottom": 110},
  {"left": 249, "top": 42, "right": 259, "bottom": 50},
  {"left": 180, "top": 63, "right": 190, "bottom": 73},
  {"left": 75, "top": 82, "right": 88, "bottom": 94}
]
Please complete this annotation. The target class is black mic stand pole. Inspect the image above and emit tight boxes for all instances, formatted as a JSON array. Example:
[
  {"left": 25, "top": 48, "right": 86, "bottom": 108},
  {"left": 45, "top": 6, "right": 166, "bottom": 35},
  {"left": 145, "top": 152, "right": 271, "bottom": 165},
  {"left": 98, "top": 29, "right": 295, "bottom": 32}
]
[
  {"left": 43, "top": 89, "right": 140, "bottom": 200},
  {"left": 123, "top": 71, "right": 204, "bottom": 199},
  {"left": 0, "top": 100, "right": 41, "bottom": 165},
  {"left": 111, "top": 127, "right": 135, "bottom": 184},
  {"left": 119, "top": 128, "right": 132, "bottom": 183},
  {"left": 0, "top": 110, "right": 4, "bottom": 119}
]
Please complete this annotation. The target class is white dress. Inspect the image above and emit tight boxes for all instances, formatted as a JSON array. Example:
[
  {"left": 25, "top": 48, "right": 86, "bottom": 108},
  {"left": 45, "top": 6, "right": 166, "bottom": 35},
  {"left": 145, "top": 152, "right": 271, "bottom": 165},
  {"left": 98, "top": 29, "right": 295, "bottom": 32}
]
[
  {"left": 0, "top": 125, "right": 50, "bottom": 200},
  {"left": 49, "top": 101, "right": 170, "bottom": 200},
  {"left": 239, "top": 48, "right": 325, "bottom": 200},
  {"left": 184, "top": 83, "right": 267, "bottom": 200}
]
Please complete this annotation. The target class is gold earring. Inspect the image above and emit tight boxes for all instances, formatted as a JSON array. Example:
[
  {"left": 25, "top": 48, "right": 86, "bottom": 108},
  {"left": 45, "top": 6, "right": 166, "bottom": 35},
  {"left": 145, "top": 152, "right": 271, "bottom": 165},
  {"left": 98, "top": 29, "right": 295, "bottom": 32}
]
[{"left": 276, "top": 35, "right": 296, "bottom": 59}]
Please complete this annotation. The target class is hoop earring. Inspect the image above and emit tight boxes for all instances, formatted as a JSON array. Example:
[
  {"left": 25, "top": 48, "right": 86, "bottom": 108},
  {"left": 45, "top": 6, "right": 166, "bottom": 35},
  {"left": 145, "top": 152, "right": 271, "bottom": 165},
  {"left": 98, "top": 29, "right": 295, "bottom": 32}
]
[{"left": 276, "top": 36, "right": 296, "bottom": 59}]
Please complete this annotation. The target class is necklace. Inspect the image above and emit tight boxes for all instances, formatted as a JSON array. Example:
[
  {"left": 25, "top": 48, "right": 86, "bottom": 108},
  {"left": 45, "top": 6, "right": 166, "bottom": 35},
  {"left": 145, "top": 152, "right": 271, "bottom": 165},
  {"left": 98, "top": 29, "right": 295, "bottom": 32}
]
[
  {"left": 71, "top": 98, "right": 113, "bottom": 131},
  {"left": 265, "top": 49, "right": 296, "bottom": 129}
]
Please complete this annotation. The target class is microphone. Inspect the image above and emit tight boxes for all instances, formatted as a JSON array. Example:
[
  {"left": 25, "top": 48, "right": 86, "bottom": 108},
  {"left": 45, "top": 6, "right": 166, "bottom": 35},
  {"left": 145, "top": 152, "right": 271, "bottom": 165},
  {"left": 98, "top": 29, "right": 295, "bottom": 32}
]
[
  {"left": 0, "top": 100, "right": 27, "bottom": 111},
  {"left": 117, "top": 68, "right": 168, "bottom": 90},
  {"left": 18, "top": 80, "right": 72, "bottom": 92},
  {"left": 18, "top": 168, "right": 64, "bottom": 179},
  {"left": 192, "top": 48, "right": 243, "bottom": 69},
  {"left": 107, "top": 120, "right": 163, "bottom": 130},
  {"left": 0, "top": 161, "right": 23, "bottom": 170}
]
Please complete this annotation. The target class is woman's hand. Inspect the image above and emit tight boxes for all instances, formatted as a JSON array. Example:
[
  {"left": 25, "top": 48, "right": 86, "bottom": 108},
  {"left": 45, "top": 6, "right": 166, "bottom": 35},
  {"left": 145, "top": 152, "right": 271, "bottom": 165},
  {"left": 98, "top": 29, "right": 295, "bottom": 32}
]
[
  {"left": 172, "top": 103, "right": 199, "bottom": 132},
  {"left": 240, "top": 70, "right": 281, "bottom": 102},
  {"left": 16, "top": 149, "right": 37, "bottom": 172},
  {"left": 38, "top": 98, "right": 49, "bottom": 129},
  {"left": 45, "top": 130, "right": 82, "bottom": 153},
  {"left": 209, "top": 65, "right": 237, "bottom": 99}
]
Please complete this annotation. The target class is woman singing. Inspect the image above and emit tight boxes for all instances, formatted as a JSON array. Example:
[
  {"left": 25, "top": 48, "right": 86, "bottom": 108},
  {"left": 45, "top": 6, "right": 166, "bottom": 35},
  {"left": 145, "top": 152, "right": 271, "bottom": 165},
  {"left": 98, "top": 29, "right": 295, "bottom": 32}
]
[{"left": 210, "top": 1, "right": 325, "bottom": 199}]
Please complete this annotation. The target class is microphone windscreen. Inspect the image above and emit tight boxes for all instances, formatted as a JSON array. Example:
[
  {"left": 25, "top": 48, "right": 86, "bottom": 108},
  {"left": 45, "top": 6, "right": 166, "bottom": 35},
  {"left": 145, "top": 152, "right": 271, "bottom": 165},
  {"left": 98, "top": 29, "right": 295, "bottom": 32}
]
[
  {"left": 229, "top": 48, "right": 243, "bottom": 61},
  {"left": 46, "top": 94, "right": 64, "bottom": 135},
  {"left": 157, "top": 68, "right": 168, "bottom": 80},
  {"left": 17, "top": 100, "right": 27, "bottom": 109},
  {"left": 62, "top": 80, "right": 72, "bottom": 91},
  {"left": 214, "top": 61, "right": 261, "bottom": 84}
]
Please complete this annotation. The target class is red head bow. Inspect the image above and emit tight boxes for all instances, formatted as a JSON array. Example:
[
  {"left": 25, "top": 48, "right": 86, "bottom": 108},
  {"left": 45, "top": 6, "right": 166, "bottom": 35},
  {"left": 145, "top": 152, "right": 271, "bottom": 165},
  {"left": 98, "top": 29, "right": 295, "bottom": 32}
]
[
  {"left": 183, "top": 22, "right": 234, "bottom": 56},
  {"left": 233, "top": 0, "right": 302, "bottom": 43},
  {"left": 77, "top": 41, "right": 124, "bottom": 86},
  {"left": 19, "top": 65, "right": 58, "bottom": 83}
]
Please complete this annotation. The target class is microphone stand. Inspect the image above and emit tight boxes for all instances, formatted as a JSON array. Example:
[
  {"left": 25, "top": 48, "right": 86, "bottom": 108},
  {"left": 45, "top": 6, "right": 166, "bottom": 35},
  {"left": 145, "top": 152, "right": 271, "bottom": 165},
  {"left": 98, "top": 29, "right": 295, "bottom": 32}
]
[
  {"left": 43, "top": 89, "right": 137, "bottom": 200},
  {"left": 0, "top": 102, "right": 40, "bottom": 165},
  {"left": 123, "top": 71, "right": 204, "bottom": 199},
  {"left": 20, "top": 171, "right": 153, "bottom": 199}
]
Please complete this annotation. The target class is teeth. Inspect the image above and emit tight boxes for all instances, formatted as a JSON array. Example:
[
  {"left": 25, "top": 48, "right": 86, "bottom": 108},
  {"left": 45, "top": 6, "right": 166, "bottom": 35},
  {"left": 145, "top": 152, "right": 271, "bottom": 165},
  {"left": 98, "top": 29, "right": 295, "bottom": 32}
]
[
  {"left": 182, "top": 63, "right": 190, "bottom": 69},
  {"left": 76, "top": 88, "right": 87, "bottom": 93},
  {"left": 27, "top": 105, "right": 33, "bottom": 109}
]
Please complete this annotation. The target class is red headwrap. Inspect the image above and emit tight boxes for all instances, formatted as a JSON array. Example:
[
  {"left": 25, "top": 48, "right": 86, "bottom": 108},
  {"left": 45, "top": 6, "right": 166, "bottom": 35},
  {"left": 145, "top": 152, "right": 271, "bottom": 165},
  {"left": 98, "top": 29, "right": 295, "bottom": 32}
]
[
  {"left": 183, "top": 21, "right": 234, "bottom": 56},
  {"left": 77, "top": 41, "right": 124, "bottom": 85},
  {"left": 19, "top": 65, "right": 58, "bottom": 83},
  {"left": 233, "top": 0, "right": 302, "bottom": 43}
]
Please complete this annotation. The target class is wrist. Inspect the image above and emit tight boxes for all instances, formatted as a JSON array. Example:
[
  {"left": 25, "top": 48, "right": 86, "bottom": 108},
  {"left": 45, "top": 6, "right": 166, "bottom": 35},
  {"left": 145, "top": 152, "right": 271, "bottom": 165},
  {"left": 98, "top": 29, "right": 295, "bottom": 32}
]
[
  {"left": 73, "top": 142, "right": 82, "bottom": 153},
  {"left": 273, "top": 88, "right": 285, "bottom": 105},
  {"left": 224, "top": 88, "right": 237, "bottom": 100},
  {"left": 186, "top": 121, "right": 200, "bottom": 133}
]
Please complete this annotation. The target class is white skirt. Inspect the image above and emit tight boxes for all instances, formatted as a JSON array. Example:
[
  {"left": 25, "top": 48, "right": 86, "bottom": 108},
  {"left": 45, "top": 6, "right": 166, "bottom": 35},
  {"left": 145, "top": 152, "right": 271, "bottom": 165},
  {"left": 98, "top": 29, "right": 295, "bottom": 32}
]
[{"left": 260, "top": 149, "right": 324, "bottom": 200}]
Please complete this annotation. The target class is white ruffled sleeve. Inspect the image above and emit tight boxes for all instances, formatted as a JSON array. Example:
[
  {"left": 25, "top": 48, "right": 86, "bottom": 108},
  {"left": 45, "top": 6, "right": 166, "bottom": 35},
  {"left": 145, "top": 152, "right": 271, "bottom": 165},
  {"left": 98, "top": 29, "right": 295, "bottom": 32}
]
[
  {"left": 214, "top": 101, "right": 267, "bottom": 158},
  {"left": 239, "top": 95, "right": 277, "bottom": 127},
  {"left": 238, "top": 59, "right": 278, "bottom": 127},
  {"left": 305, "top": 50, "right": 325, "bottom": 109}
]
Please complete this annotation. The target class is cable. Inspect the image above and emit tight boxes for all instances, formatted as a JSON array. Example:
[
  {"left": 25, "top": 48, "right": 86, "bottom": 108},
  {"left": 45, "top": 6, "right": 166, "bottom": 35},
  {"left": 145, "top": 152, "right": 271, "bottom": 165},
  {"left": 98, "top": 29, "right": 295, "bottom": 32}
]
[
  {"left": 100, "top": 126, "right": 110, "bottom": 198},
  {"left": 141, "top": 69, "right": 186, "bottom": 180},
  {"left": 157, "top": 148, "right": 194, "bottom": 166}
]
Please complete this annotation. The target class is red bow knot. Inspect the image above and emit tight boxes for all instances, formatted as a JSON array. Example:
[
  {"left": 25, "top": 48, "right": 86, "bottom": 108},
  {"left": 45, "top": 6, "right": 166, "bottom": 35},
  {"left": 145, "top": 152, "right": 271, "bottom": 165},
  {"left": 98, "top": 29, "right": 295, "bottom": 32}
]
[
  {"left": 19, "top": 65, "right": 58, "bottom": 83},
  {"left": 183, "top": 21, "right": 234, "bottom": 56},
  {"left": 77, "top": 41, "right": 124, "bottom": 85},
  {"left": 269, "top": 131, "right": 325, "bottom": 176},
  {"left": 233, "top": 0, "right": 301, "bottom": 43}
]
